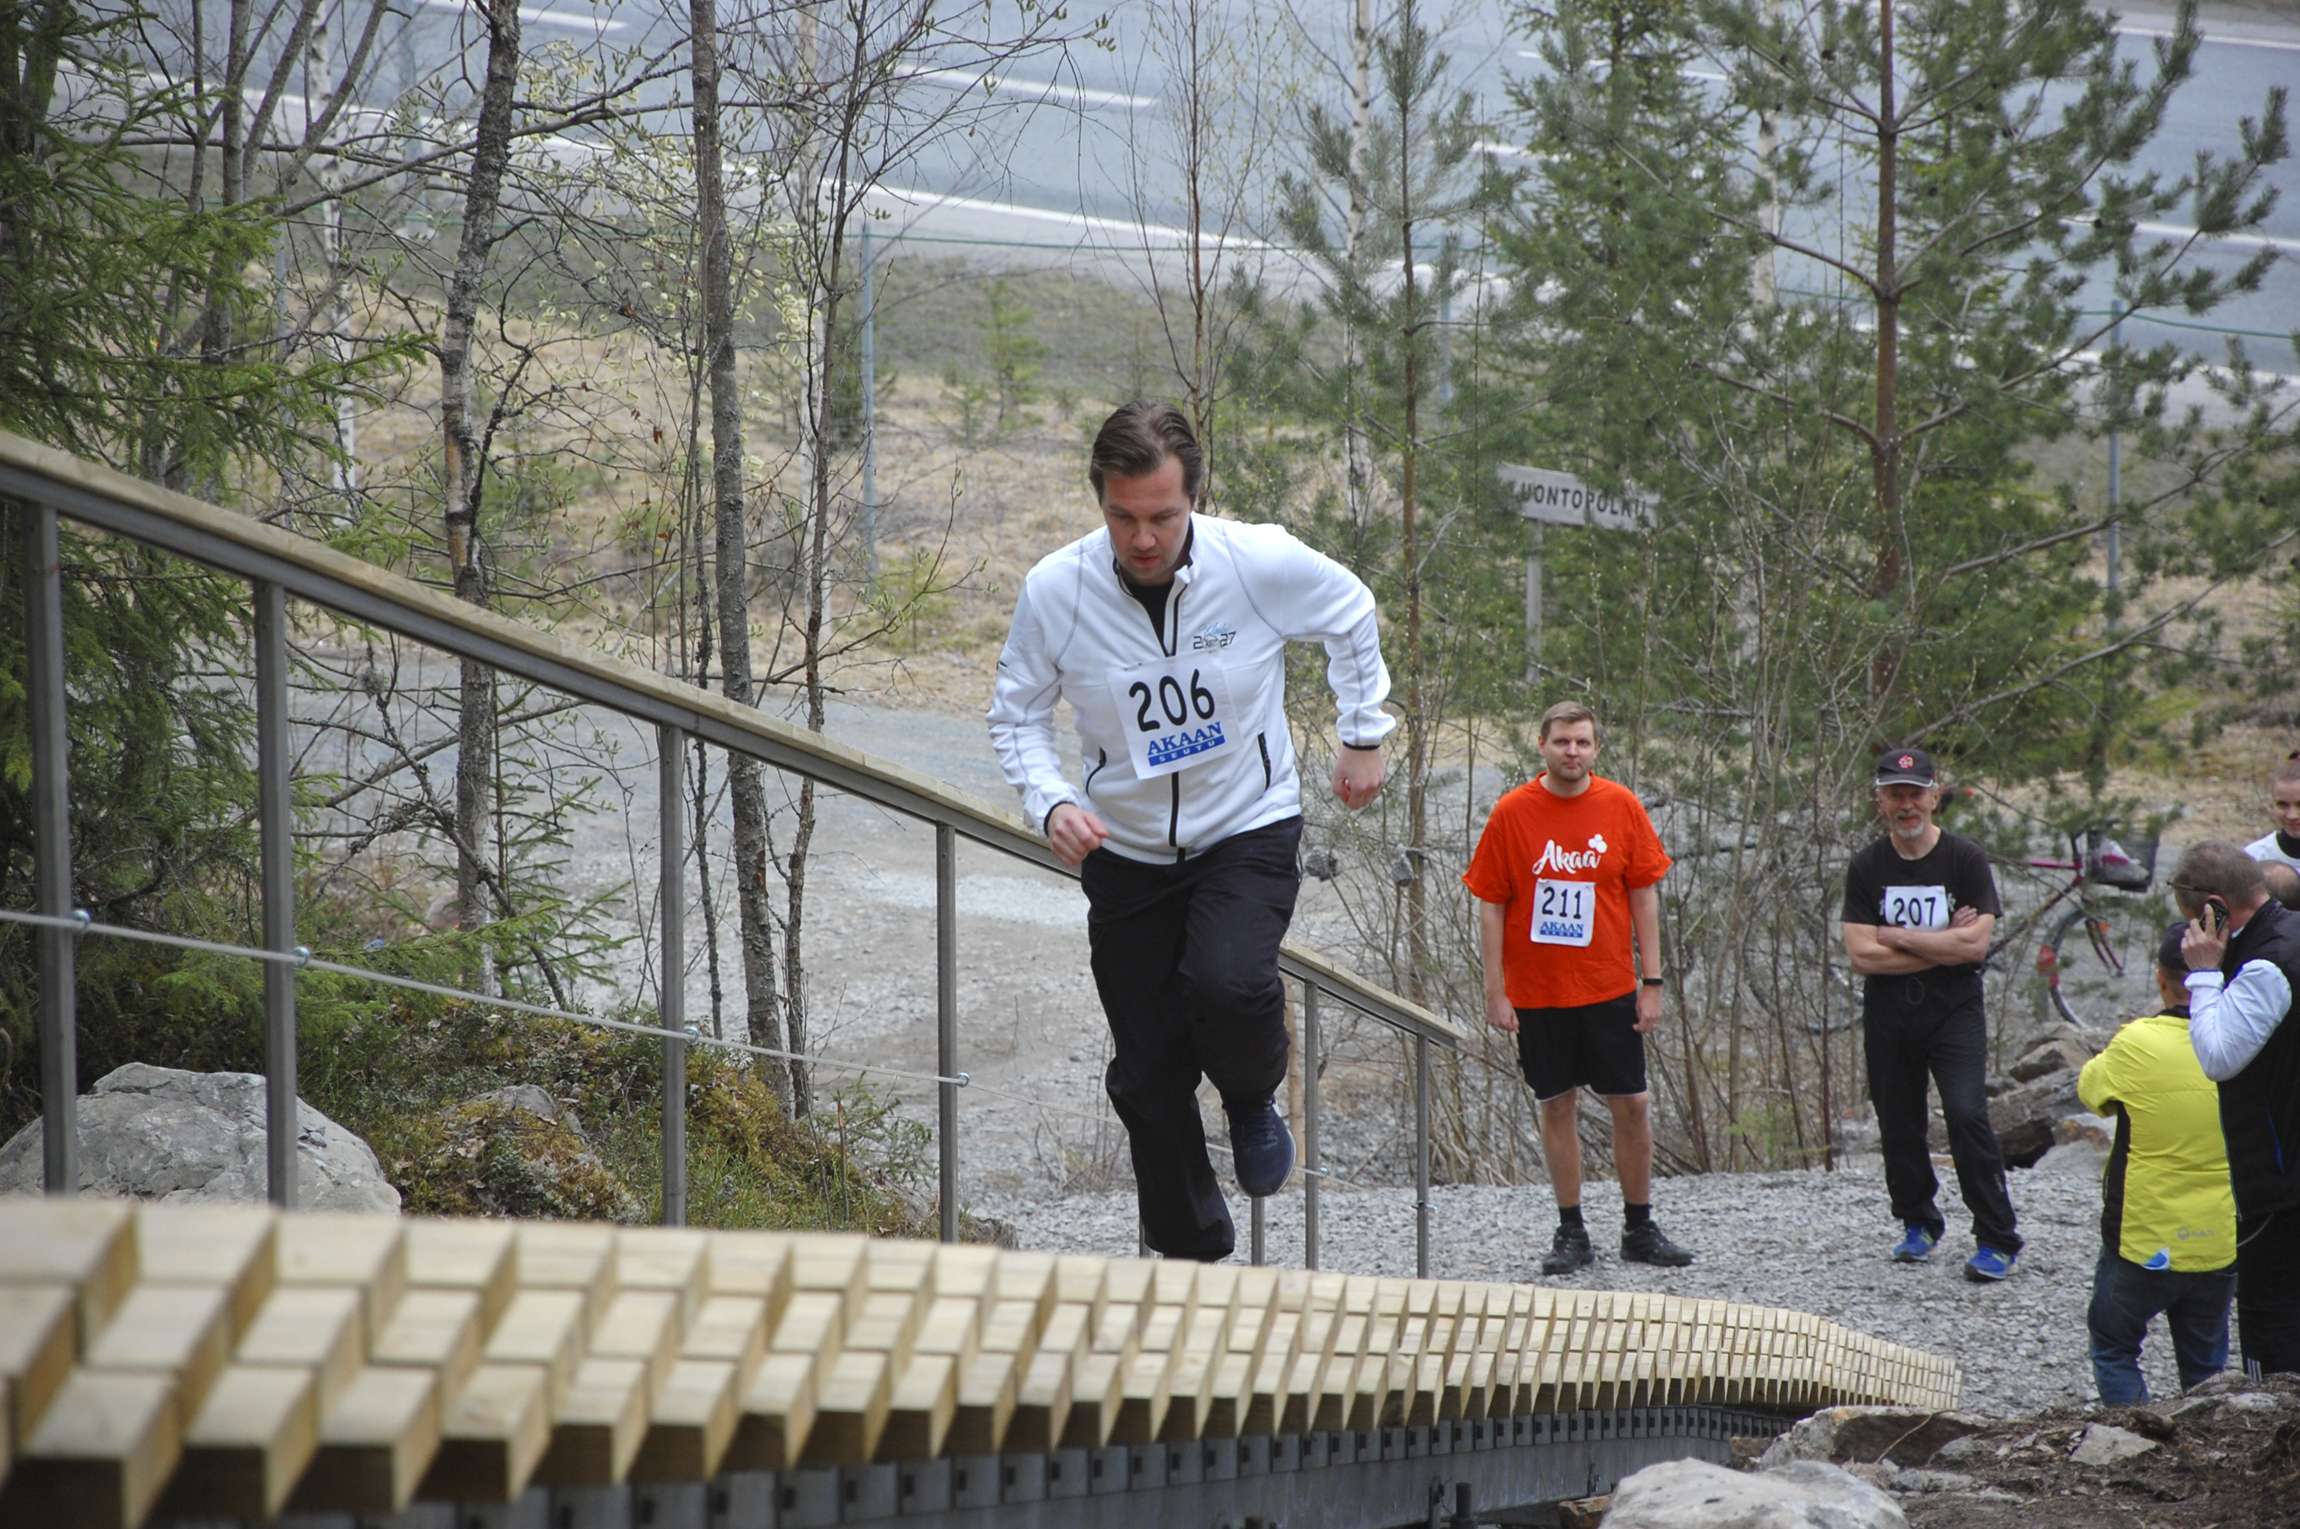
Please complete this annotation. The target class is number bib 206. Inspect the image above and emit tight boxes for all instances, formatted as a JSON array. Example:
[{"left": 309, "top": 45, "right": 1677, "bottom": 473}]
[
  {"left": 1106, "top": 656, "right": 1239, "bottom": 780},
  {"left": 1880, "top": 885, "right": 1950, "bottom": 929},
  {"left": 1531, "top": 878, "right": 1595, "bottom": 947}
]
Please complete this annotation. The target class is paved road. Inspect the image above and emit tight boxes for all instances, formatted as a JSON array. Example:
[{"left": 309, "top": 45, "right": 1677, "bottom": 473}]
[{"left": 155, "top": 0, "right": 2297, "bottom": 366}]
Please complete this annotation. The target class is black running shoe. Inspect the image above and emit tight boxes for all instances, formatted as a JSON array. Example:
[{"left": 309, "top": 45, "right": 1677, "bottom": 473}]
[
  {"left": 1621, "top": 1222, "right": 1695, "bottom": 1267},
  {"left": 1228, "top": 1095, "right": 1294, "bottom": 1198},
  {"left": 1540, "top": 1223, "right": 1594, "bottom": 1276}
]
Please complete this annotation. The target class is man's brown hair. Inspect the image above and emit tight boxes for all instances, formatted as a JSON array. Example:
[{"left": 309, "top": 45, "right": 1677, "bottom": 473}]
[
  {"left": 1538, "top": 700, "right": 1603, "bottom": 743},
  {"left": 1089, "top": 400, "right": 1203, "bottom": 503},
  {"left": 2169, "top": 840, "right": 2269, "bottom": 916}
]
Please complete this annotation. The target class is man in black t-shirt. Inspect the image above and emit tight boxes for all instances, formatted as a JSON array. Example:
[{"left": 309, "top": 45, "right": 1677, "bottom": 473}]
[{"left": 1841, "top": 747, "right": 2023, "bottom": 1282}]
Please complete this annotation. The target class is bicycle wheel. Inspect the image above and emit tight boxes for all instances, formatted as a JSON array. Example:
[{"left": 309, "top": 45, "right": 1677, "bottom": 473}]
[{"left": 2037, "top": 904, "right": 2141, "bottom": 1031}]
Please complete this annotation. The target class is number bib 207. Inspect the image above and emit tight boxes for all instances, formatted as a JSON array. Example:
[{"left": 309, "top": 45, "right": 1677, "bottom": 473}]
[
  {"left": 1880, "top": 885, "right": 1950, "bottom": 929},
  {"left": 1106, "top": 656, "right": 1239, "bottom": 780},
  {"left": 1531, "top": 878, "right": 1595, "bottom": 947}
]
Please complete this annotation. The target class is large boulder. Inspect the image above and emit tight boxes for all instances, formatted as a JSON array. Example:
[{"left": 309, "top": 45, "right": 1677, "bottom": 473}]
[
  {"left": 0, "top": 1063, "right": 399, "bottom": 1212},
  {"left": 400, "top": 1088, "right": 638, "bottom": 1222},
  {"left": 1990, "top": 1070, "right": 2084, "bottom": 1167},
  {"left": 1602, "top": 1459, "right": 1905, "bottom": 1529},
  {"left": 2009, "top": 1035, "right": 2093, "bottom": 1083}
]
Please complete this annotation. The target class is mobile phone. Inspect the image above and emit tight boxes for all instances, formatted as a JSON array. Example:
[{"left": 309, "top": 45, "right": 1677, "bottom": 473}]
[{"left": 2205, "top": 897, "right": 2232, "bottom": 935}]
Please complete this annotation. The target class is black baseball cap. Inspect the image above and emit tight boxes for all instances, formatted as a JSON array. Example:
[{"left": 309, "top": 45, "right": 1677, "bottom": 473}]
[
  {"left": 1873, "top": 747, "right": 1938, "bottom": 788},
  {"left": 2158, "top": 920, "right": 2191, "bottom": 977}
]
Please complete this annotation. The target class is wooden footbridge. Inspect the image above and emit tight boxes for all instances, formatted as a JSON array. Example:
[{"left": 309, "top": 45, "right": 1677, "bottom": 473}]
[{"left": 0, "top": 1200, "right": 1958, "bottom": 1529}]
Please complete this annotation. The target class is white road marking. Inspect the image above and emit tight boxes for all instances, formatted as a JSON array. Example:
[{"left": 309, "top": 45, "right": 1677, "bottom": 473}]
[
  {"left": 912, "top": 68, "right": 1157, "bottom": 112},
  {"left": 2134, "top": 221, "right": 2300, "bottom": 256},
  {"left": 412, "top": 0, "right": 628, "bottom": 33},
  {"left": 865, "top": 185, "right": 1272, "bottom": 251},
  {"left": 2117, "top": 24, "right": 2300, "bottom": 53}
]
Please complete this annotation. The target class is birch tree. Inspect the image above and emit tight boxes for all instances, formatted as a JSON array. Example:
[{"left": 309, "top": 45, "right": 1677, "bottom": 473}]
[
  {"left": 691, "top": 0, "right": 793, "bottom": 1100},
  {"left": 439, "top": 0, "right": 522, "bottom": 952}
]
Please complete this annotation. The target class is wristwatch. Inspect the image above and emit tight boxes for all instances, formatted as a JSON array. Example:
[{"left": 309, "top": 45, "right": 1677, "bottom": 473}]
[{"left": 1641, "top": 976, "right": 1666, "bottom": 987}]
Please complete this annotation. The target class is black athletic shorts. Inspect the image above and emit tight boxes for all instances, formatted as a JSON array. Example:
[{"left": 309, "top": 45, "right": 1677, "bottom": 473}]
[{"left": 1515, "top": 992, "right": 1648, "bottom": 1102}]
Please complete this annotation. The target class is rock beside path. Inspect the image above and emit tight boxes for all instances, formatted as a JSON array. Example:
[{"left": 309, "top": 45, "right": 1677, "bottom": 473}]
[
  {"left": 0, "top": 1062, "right": 399, "bottom": 1212},
  {"left": 401, "top": 1087, "right": 638, "bottom": 1222},
  {"left": 1759, "top": 1406, "right": 1989, "bottom": 1470},
  {"left": 1605, "top": 1458, "right": 1906, "bottom": 1529},
  {"left": 1758, "top": 1373, "right": 2300, "bottom": 1529}
]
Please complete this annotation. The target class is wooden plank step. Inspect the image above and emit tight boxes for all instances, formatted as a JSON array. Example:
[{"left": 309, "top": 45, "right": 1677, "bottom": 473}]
[
  {"left": 633, "top": 1358, "right": 740, "bottom": 1482},
  {"left": 159, "top": 1363, "right": 316, "bottom": 1520},
  {"left": 0, "top": 1201, "right": 136, "bottom": 1348},
  {"left": 514, "top": 1223, "right": 617, "bottom": 1335},
  {"left": 426, "top": 1362, "right": 551, "bottom": 1502},
  {"left": 617, "top": 1228, "right": 712, "bottom": 1327},
  {"left": 533, "top": 1357, "right": 648, "bottom": 1488},
  {"left": 274, "top": 1214, "right": 404, "bottom": 1347},
  {"left": 233, "top": 1285, "right": 364, "bottom": 1413},
  {"left": 0, "top": 1368, "right": 180, "bottom": 1529},
  {"left": 131, "top": 1206, "right": 275, "bottom": 1342},
  {"left": 404, "top": 1220, "right": 517, "bottom": 1330},
  {"left": 483, "top": 1289, "right": 589, "bottom": 1411},
  {"left": 83, "top": 1285, "right": 232, "bottom": 1418},
  {"left": 370, "top": 1289, "right": 483, "bottom": 1401},
  {"left": 0, "top": 1283, "right": 77, "bottom": 1450},
  {"left": 289, "top": 1365, "right": 439, "bottom": 1514}
]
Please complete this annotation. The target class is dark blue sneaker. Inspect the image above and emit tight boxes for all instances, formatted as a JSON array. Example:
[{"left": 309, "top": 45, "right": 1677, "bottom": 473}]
[
  {"left": 1964, "top": 1246, "right": 2017, "bottom": 1282},
  {"left": 1229, "top": 1096, "right": 1294, "bottom": 1198},
  {"left": 1891, "top": 1225, "right": 1937, "bottom": 1263}
]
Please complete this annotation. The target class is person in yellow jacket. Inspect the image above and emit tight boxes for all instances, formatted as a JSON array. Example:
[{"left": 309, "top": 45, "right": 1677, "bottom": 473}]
[{"left": 2076, "top": 921, "right": 2238, "bottom": 1403}]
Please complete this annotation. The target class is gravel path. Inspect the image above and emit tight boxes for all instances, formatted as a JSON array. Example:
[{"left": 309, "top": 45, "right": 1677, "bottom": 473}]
[{"left": 976, "top": 1143, "right": 2196, "bottom": 1418}]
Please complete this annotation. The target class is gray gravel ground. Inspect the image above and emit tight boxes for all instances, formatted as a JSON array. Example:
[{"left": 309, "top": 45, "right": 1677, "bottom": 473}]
[{"left": 976, "top": 1142, "right": 2202, "bottom": 1419}]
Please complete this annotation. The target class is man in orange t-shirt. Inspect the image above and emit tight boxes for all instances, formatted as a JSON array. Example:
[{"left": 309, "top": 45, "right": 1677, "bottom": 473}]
[{"left": 1464, "top": 701, "right": 1689, "bottom": 1275}]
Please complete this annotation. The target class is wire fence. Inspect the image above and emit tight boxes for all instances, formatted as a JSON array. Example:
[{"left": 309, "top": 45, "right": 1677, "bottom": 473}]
[{"left": 0, "top": 432, "right": 1451, "bottom": 1268}]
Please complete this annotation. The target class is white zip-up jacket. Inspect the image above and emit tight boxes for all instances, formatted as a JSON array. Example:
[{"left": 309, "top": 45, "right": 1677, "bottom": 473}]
[{"left": 987, "top": 516, "right": 1395, "bottom": 864}]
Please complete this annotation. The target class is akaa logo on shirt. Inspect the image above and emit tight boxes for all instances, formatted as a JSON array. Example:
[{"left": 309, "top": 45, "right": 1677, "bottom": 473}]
[
  {"left": 1145, "top": 721, "right": 1227, "bottom": 768},
  {"left": 1533, "top": 836, "right": 1608, "bottom": 874}
]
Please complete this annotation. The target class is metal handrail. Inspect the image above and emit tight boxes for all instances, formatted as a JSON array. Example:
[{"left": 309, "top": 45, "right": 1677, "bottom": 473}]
[{"left": 0, "top": 427, "right": 1458, "bottom": 1270}]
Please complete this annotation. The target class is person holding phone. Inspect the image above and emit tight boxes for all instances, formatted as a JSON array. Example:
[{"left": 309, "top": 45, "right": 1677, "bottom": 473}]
[
  {"left": 1840, "top": 748, "right": 2024, "bottom": 1281},
  {"left": 986, "top": 400, "right": 1394, "bottom": 1261},
  {"left": 2168, "top": 841, "right": 2300, "bottom": 1376}
]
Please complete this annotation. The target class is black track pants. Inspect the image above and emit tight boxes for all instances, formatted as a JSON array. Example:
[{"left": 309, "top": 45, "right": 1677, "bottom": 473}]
[
  {"left": 2238, "top": 1209, "right": 2300, "bottom": 1376},
  {"left": 1862, "top": 975, "right": 2023, "bottom": 1255},
  {"left": 1081, "top": 816, "right": 1301, "bottom": 1261}
]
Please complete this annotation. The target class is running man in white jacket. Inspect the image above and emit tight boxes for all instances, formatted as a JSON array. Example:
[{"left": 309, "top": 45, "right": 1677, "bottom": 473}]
[{"left": 987, "top": 400, "right": 1395, "bottom": 1260}]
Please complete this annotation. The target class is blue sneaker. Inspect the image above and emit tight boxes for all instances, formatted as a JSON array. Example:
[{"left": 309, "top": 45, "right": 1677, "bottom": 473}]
[
  {"left": 1891, "top": 1225, "right": 1937, "bottom": 1263},
  {"left": 1964, "top": 1246, "right": 2018, "bottom": 1282},
  {"left": 1229, "top": 1096, "right": 1294, "bottom": 1198}
]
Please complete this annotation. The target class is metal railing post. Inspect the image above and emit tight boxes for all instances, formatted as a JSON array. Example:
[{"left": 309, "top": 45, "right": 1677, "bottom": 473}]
[
  {"left": 1414, "top": 1032, "right": 1432, "bottom": 1278},
  {"left": 1302, "top": 979, "right": 1320, "bottom": 1271},
  {"left": 659, "top": 725, "right": 686, "bottom": 1227},
  {"left": 937, "top": 823, "right": 959, "bottom": 1243},
  {"left": 26, "top": 504, "right": 74, "bottom": 1196},
  {"left": 1249, "top": 1195, "right": 1265, "bottom": 1266},
  {"left": 255, "top": 581, "right": 297, "bottom": 1209}
]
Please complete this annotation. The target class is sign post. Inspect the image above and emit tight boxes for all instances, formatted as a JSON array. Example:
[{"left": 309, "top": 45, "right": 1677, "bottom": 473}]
[{"left": 1497, "top": 465, "right": 1658, "bottom": 678}]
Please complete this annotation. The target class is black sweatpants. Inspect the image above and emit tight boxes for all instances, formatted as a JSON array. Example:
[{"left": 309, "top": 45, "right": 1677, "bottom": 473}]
[
  {"left": 2237, "top": 1208, "right": 2300, "bottom": 1376},
  {"left": 1081, "top": 816, "right": 1301, "bottom": 1261},
  {"left": 1862, "top": 975, "right": 2022, "bottom": 1255}
]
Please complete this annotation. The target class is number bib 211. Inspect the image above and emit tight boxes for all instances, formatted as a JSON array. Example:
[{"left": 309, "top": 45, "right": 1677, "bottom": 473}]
[
  {"left": 1106, "top": 656, "right": 1239, "bottom": 780},
  {"left": 1530, "top": 878, "right": 1595, "bottom": 947}
]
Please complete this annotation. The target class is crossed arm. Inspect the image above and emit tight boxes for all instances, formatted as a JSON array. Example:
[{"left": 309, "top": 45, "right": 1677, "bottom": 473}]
[{"left": 1841, "top": 908, "right": 1993, "bottom": 975}]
